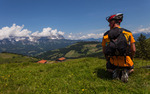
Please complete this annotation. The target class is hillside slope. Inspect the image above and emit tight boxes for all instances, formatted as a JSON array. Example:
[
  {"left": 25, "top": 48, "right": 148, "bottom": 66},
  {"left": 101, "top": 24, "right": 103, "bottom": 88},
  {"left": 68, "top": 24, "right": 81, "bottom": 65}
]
[
  {"left": 146, "top": 37, "right": 150, "bottom": 43},
  {"left": 37, "top": 41, "right": 103, "bottom": 60},
  {"left": 0, "top": 57, "right": 149, "bottom": 93},
  {"left": 0, "top": 52, "right": 38, "bottom": 64}
]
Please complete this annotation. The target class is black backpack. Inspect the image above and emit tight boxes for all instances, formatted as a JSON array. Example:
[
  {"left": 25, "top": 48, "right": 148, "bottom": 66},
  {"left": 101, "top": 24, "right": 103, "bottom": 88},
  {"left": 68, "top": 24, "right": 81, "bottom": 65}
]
[{"left": 104, "top": 28, "right": 130, "bottom": 56}]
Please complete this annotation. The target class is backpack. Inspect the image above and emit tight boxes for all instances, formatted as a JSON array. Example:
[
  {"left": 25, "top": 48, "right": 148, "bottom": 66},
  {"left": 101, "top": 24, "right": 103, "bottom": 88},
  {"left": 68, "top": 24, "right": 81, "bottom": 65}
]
[{"left": 104, "top": 28, "right": 130, "bottom": 56}]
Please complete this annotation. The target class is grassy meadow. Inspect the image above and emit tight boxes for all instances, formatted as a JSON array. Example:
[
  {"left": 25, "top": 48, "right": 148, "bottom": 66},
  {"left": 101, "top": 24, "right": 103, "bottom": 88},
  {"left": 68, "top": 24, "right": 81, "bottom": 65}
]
[
  {"left": 0, "top": 53, "right": 38, "bottom": 64},
  {"left": 0, "top": 53, "right": 149, "bottom": 94}
]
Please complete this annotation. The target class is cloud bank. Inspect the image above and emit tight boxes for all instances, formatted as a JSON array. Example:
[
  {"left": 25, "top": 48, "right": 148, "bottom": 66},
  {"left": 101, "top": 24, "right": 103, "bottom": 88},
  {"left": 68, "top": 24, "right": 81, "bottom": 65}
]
[
  {"left": 0, "top": 24, "right": 31, "bottom": 40},
  {"left": 31, "top": 27, "right": 64, "bottom": 37},
  {"left": 66, "top": 32, "right": 104, "bottom": 40},
  {"left": 0, "top": 24, "right": 64, "bottom": 40},
  {"left": 66, "top": 25, "right": 150, "bottom": 40},
  {"left": 133, "top": 26, "right": 150, "bottom": 34},
  {"left": 0, "top": 24, "right": 150, "bottom": 40}
]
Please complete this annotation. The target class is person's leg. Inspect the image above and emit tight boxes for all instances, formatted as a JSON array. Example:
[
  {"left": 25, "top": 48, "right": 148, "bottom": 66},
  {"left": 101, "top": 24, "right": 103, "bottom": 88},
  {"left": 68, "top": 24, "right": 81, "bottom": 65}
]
[
  {"left": 107, "top": 69, "right": 114, "bottom": 73},
  {"left": 127, "top": 65, "right": 134, "bottom": 74},
  {"left": 121, "top": 65, "right": 134, "bottom": 82},
  {"left": 106, "top": 61, "right": 116, "bottom": 73},
  {"left": 106, "top": 61, "right": 119, "bottom": 79},
  {"left": 121, "top": 69, "right": 129, "bottom": 82}
]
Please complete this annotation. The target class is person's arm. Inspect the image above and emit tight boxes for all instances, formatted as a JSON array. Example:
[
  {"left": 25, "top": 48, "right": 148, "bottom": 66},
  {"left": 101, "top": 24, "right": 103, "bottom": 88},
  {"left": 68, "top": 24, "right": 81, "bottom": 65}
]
[
  {"left": 130, "top": 43, "right": 136, "bottom": 60},
  {"left": 129, "top": 33, "right": 136, "bottom": 60},
  {"left": 102, "top": 37, "right": 107, "bottom": 60},
  {"left": 102, "top": 35, "right": 109, "bottom": 61},
  {"left": 102, "top": 46, "right": 105, "bottom": 54},
  {"left": 102, "top": 46, "right": 109, "bottom": 61}
]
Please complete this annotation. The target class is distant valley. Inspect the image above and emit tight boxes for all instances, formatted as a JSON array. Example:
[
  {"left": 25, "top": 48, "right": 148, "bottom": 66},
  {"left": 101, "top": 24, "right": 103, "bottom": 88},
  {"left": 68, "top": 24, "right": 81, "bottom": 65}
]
[
  {"left": 0, "top": 36, "right": 80, "bottom": 56},
  {"left": 36, "top": 41, "right": 103, "bottom": 60}
]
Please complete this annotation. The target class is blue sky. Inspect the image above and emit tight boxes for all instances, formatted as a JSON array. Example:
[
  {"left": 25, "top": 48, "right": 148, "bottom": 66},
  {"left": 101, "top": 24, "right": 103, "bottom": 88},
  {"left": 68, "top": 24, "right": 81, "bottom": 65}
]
[{"left": 0, "top": 0, "right": 150, "bottom": 39}]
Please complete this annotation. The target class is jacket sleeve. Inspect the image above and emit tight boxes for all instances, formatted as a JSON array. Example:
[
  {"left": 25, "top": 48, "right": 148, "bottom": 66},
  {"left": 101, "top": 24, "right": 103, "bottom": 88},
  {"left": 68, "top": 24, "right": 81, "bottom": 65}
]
[
  {"left": 130, "top": 33, "right": 135, "bottom": 43},
  {"left": 102, "top": 37, "right": 106, "bottom": 46}
]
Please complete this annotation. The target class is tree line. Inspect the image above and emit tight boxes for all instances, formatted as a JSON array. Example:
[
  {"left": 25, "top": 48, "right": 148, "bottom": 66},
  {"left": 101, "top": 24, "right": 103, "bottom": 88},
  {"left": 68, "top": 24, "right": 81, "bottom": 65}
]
[{"left": 135, "top": 34, "right": 150, "bottom": 59}]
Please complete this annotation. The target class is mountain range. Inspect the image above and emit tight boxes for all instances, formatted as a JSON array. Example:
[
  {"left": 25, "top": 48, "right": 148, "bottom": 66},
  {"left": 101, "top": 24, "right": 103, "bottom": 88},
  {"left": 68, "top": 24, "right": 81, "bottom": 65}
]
[
  {"left": 0, "top": 36, "right": 80, "bottom": 56},
  {"left": 133, "top": 32, "right": 150, "bottom": 41}
]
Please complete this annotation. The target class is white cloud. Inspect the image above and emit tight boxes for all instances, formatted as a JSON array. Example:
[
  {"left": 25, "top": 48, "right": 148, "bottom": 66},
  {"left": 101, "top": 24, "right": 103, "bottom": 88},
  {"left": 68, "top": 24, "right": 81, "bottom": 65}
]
[
  {"left": 0, "top": 24, "right": 31, "bottom": 40},
  {"left": 31, "top": 28, "right": 64, "bottom": 37},
  {"left": 31, "top": 27, "right": 52, "bottom": 37},
  {"left": 133, "top": 26, "right": 150, "bottom": 34},
  {"left": 51, "top": 29, "right": 57, "bottom": 36},
  {"left": 66, "top": 32, "right": 104, "bottom": 40},
  {"left": 58, "top": 31, "right": 64, "bottom": 35},
  {"left": 0, "top": 24, "right": 65, "bottom": 40},
  {"left": 79, "top": 33, "right": 104, "bottom": 39}
]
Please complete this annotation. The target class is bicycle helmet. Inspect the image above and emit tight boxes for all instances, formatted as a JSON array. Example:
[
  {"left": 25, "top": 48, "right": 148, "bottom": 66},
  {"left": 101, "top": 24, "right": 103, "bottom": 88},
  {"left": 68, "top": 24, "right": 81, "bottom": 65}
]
[{"left": 106, "top": 13, "right": 123, "bottom": 23}]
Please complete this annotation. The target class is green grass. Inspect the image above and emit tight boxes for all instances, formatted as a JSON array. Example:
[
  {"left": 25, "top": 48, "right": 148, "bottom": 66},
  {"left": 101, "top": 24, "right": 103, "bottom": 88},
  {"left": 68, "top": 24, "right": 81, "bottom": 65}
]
[
  {"left": 0, "top": 55, "right": 150, "bottom": 94},
  {"left": 0, "top": 53, "right": 38, "bottom": 64}
]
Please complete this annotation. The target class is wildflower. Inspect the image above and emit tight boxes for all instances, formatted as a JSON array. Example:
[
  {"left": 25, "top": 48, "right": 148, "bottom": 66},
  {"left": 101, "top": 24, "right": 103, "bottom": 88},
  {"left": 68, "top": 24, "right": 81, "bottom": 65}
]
[
  {"left": 49, "top": 88, "right": 51, "bottom": 91},
  {"left": 8, "top": 75, "right": 11, "bottom": 77},
  {"left": 82, "top": 89, "right": 85, "bottom": 91}
]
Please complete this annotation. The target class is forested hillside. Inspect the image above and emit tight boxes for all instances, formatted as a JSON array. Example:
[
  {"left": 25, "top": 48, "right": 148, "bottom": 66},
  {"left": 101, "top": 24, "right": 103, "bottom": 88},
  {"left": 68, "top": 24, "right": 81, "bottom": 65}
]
[
  {"left": 135, "top": 34, "right": 150, "bottom": 59},
  {"left": 37, "top": 41, "right": 103, "bottom": 60}
]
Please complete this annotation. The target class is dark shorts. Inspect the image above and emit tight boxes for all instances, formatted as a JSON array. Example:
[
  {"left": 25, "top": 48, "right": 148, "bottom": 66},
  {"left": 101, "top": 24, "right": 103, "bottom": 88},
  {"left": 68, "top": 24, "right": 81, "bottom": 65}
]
[{"left": 106, "top": 61, "right": 134, "bottom": 70}]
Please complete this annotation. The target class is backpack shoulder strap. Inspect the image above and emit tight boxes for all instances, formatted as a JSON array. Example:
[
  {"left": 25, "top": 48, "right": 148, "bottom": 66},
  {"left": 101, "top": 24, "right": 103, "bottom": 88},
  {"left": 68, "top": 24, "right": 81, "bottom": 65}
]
[{"left": 118, "top": 28, "right": 124, "bottom": 33}]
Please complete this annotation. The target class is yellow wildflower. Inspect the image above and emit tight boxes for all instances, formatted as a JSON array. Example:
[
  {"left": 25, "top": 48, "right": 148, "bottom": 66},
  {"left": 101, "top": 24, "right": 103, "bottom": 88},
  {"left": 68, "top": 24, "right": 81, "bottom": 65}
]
[{"left": 82, "top": 89, "right": 85, "bottom": 91}]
